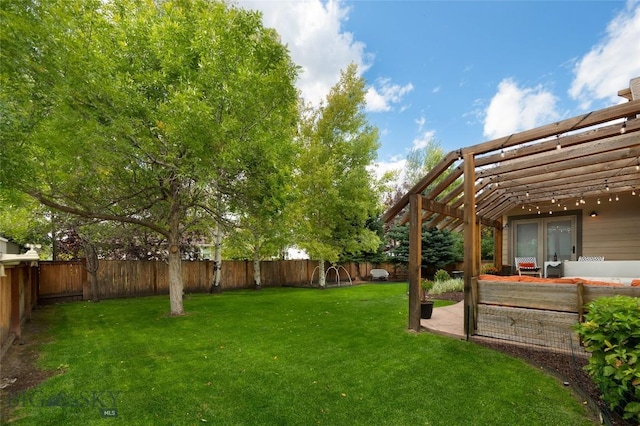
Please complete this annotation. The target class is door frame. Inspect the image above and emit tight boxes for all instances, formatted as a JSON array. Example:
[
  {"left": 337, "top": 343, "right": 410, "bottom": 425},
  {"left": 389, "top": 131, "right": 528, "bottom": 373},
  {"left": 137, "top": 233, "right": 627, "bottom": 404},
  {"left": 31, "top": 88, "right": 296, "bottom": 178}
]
[{"left": 506, "top": 209, "right": 583, "bottom": 270}]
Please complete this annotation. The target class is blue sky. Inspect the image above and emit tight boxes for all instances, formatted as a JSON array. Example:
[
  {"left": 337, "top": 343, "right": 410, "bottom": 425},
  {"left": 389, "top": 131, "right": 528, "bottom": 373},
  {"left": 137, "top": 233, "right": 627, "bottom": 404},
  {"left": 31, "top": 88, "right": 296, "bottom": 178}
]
[{"left": 240, "top": 0, "right": 640, "bottom": 177}]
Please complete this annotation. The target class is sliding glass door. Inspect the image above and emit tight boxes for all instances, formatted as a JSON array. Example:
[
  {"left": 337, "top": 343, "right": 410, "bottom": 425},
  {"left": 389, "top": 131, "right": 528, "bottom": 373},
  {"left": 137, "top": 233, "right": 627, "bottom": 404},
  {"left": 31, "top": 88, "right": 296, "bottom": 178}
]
[
  {"left": 545, "top": 218, "right": 575, "bottom": 261},
  {"left": 512, "top": 216, "right": 577, "bottom": 264}
]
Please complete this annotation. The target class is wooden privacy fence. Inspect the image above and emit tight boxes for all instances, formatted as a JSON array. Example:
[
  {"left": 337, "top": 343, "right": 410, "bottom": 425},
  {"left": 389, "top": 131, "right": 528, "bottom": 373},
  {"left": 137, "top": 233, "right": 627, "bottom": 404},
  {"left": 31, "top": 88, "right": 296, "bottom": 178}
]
[
  {"left": 38, "top": 260, "right": 407, "bottom": 303},
  {"left": 1, "top": 264, "right": 38, "bottom": 360}
]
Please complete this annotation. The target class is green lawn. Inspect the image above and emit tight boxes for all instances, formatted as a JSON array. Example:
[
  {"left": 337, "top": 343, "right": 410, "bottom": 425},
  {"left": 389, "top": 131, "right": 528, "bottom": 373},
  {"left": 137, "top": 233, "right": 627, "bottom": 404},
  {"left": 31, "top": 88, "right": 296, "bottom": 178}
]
[{"left": 4, "top": 284, "right": 595, "bottom": 425}]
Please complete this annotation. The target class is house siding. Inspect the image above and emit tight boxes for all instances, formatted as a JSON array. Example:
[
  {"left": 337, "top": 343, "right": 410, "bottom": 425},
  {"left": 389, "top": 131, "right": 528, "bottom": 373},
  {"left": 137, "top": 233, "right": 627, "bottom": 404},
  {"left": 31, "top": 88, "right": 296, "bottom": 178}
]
[{"left": 502, "top": 194, "right": 640, "bottom": 266}]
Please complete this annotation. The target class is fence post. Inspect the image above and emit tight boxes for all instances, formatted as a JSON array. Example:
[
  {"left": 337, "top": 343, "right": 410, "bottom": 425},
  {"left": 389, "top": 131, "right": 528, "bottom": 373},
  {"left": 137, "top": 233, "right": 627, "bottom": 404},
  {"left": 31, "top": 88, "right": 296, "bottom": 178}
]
[{"left": 576, "top": 282, "right": 585, "bottom": 323}]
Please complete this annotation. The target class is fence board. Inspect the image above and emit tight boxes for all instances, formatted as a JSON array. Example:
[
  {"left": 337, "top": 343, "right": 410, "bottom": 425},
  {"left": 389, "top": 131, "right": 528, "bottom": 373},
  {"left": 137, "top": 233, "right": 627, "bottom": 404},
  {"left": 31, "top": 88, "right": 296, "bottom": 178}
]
[
  {"left": 478, "top": 280, "right": 579, "bottom": 312},
  {"left": 38, "top": 261, "right": 84, "bottom": 303},
  {"left": 0, "top": 268, "right": 12, "bottom": 353},
  {"left": 37, "top": 260, "right": 409, "bottom": 302},
  {"left": 1, "top": 265, "right": 37, "bottom": 360}
]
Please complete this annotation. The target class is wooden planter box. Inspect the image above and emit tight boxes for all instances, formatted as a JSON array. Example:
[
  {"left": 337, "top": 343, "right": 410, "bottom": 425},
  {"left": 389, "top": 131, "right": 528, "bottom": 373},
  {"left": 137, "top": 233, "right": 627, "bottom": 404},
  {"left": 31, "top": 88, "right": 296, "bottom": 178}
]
[{"left": 473, "top": 278, "right": 640, "bottom": 351}]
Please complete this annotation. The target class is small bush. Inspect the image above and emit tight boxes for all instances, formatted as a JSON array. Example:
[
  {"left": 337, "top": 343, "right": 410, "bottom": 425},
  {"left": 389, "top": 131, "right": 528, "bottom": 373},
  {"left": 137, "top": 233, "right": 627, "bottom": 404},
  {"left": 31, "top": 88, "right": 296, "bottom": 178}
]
[
  {"left": 420, "top": 279, "right": 434, "bottom": 301},
  {"left": 434, "top": 269, "right": 451, "bottom": 282},
  {"left": 431, "top": 278, "right": 463, "bottom": 295},
  {"left": 481, "top": 264, "right": 499, "bottom": 275},
  {"left": 574, "top": 296, "right": 640, "bottom": 422}
]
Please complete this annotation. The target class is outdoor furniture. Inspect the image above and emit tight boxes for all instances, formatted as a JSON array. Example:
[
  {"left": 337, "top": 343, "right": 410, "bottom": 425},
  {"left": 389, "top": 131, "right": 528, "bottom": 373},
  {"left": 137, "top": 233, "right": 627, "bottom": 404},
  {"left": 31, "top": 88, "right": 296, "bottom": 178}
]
[
  {"left": 578, "top": 256, "right": 604, "bottom": 261},
  {"left": 515, "top": 257, "right": 542, "bottom": 277},
  {"left": 544, "top": 261, "right": 562, "bottom": 278},
  {"left": 370, "top": 269, "right": 389, "bottom": 281}
]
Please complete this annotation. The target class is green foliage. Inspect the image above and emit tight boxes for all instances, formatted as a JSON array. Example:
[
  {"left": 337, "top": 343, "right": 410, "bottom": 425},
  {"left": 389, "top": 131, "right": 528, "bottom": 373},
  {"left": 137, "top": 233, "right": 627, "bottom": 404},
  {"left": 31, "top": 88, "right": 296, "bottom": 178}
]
[
  {"left": 574, "top": 296, "right": 640, "bottom": 421},
  {"left": 481, "top": 264, "right": 499, "bottom": 275},
  {"left": 2, "top": 0, "right": 299, "bottom": 312},
  {"left": 404, "top": 140, "right": 444, "bottom": 190},
  {"left": 434, "top": 269, "right": 451, "bottom": 282},
  {"left": 481, "top": 226, "right": 495, "bottom": 260},
  {"left": 431, "top": 278, "right": 464, "bottom": 295},
  {"left": 339, "top": 215, "right": 388, "bottom": 265},
  {"left": 295, "top": 64, "right": 381, "bottom": 264},
  {"left": 386, "top": 224, "right": 458, "bottom": 272},
  {"left": 420, "top": 278, "right": 434, "bottom": 301}
]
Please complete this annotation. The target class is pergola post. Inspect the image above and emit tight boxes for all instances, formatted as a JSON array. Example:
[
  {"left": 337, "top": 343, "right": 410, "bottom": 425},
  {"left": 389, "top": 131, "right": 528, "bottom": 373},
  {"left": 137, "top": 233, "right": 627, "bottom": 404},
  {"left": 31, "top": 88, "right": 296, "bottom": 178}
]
[
  {"left": 494, "top": 219, "right": 503, "bottom": 273},
  {"left": 408, "top": 194, "right": 422, "bottom": 331},
  {"left": 463, "top": 154, "right": 479, "bottom": 336}
]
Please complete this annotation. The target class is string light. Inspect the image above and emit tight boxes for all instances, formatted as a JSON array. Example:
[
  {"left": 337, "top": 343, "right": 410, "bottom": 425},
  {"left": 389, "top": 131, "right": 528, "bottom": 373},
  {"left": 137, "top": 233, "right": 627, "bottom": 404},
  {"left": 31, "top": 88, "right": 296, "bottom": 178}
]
[
  {"left": 615, "top": 194, "right": 619, "bottom": 201},
  {"left": 620, "top": 119, "right": 627, "bottom": 134},
  {"left": 556, "top": 135, "right": 561, "bottom": 150},
  {"left": 605, "top": 180, "right": 609, "bottom": 191},
  {"left": 597, "top": 198, "right": 601, "bottom": 205}
]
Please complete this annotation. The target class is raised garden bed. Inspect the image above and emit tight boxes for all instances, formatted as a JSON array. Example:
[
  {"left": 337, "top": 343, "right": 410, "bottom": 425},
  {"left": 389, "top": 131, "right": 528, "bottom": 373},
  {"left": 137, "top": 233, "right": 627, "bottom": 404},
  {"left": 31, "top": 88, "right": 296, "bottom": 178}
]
[{"left": 472, "top": 275, "right": 640, "bottom": 352}]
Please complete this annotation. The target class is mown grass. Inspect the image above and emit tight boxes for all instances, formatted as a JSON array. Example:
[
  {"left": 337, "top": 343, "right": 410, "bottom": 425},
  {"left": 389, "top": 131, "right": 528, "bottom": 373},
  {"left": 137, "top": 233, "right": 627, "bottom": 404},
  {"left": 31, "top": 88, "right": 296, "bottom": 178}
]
[{"left": 4, "top": 284, "right": 595, "bottom": 425}]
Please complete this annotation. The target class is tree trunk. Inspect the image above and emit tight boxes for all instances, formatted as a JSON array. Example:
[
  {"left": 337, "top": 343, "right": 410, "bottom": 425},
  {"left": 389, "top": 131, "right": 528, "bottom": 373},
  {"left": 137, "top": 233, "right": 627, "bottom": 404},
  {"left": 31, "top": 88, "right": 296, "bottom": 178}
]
[
  {"left": 318, "top": 259, "right": 326, "bottom": 288},
  {"left": 82, "top": 239, "right": 100, "bottom": 302},
  {"left": 354, "top": 261, "right": 362, "bottom": 281},
  {"left": 168, "top": 203, "right": 184, "bottom": 315},
  {"left": 210, "top": 222, "right": 223, "bottom": 293},
  {"left": 253, "top": 249, "right": 262, "bottom": 289}
]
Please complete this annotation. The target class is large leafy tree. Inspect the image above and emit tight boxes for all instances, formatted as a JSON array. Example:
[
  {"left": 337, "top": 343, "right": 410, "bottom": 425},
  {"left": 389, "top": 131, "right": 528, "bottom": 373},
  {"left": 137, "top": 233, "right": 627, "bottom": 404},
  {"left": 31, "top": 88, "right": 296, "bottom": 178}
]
[
  {"left": 1, "top": 0, "right": 299, "bottom": 315},
  {"left": 295, "top": 64, "right": 381, "bottom": 287}
]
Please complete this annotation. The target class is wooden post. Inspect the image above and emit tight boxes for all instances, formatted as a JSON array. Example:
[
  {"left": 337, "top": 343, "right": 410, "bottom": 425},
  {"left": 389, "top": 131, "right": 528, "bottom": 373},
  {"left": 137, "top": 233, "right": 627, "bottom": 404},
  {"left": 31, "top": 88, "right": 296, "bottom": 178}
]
[
  {"left": 494, "top": 220, "right": 503, "bottom": 273},
  {"left": 577, "top": 282, "right": 585, "bottom": 323},
  {"left": 10, "top": 267, "right": 21, "bottom": 341},
  {"left": 463, "top": 154, "right": 478, "bottom": 336},
  {"left": 408, "top": 194, "right": 422, "bottom": 331},
  {"left": 81, "top": 258, "right": 89, "bottom": 301},
  {"left": 475, "top": 218, "right": 482, "bottom": 277}
]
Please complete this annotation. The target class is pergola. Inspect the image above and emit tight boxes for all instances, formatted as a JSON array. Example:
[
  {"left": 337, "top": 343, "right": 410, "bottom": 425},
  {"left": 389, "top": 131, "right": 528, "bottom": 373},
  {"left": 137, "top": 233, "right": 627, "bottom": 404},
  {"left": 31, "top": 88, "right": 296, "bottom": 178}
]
[{"left": 382, "top": 77, "right": 640, "bottom": 333}]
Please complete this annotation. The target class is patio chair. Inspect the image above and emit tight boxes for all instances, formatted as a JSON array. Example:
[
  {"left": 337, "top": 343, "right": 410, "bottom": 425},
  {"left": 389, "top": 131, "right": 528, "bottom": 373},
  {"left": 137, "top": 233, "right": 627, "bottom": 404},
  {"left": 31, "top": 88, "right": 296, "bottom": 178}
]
[
  {"left": 515, "top": 257, "right": 542, "bottom": 277},
  {"left": 578, "top": 256, "right": 604, "bottom": 261}
]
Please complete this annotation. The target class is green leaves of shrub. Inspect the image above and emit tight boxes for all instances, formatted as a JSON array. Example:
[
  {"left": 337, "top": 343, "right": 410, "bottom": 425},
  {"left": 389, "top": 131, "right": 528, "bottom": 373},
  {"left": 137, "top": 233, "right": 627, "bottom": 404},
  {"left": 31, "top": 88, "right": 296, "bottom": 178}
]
[
  {"left": 574, "top": 296, "right": 640, "bottom": 422},
  {"left": 434, "top": 269, "right": 451, "bottom": 282}
]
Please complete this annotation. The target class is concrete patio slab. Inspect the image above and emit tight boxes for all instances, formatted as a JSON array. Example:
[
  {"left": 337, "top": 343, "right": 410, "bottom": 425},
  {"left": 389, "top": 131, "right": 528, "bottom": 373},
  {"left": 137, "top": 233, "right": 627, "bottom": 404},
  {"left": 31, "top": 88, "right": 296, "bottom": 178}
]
[{"left": 420, "top": 301, "right": 466, "bottom": 339}]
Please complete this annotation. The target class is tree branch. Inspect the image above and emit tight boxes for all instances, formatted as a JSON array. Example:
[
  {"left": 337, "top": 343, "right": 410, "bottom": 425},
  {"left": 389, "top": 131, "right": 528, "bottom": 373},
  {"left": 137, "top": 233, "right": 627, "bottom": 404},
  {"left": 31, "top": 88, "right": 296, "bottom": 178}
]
[{"left": 29, "top": 191, "right": 170, "bottom": 238}]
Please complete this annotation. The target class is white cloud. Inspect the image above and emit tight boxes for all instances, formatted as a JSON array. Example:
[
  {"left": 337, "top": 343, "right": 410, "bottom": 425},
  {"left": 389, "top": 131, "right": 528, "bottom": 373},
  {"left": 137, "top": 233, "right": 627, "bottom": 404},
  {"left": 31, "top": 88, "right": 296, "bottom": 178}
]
[
  {"left": 569, "top": 0, "right": 640, "bottom": 109},
  {"left": 239, "top": 0, "right": 372, "bottom": 106},
  {"left": 483, "top": 79, "right": 559, "bottom": 140},
  {"left": 412, "top": 130, "right": 437, "bottom": 150},
  {"left": 415, "top": 115, "right": 426, "bottom": 132},
  {"left": 369, "top": 158, "right": 406, "bottom": 181},
  {"left": 365, "top": 78, "right": 414, "bottom": 112}
]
